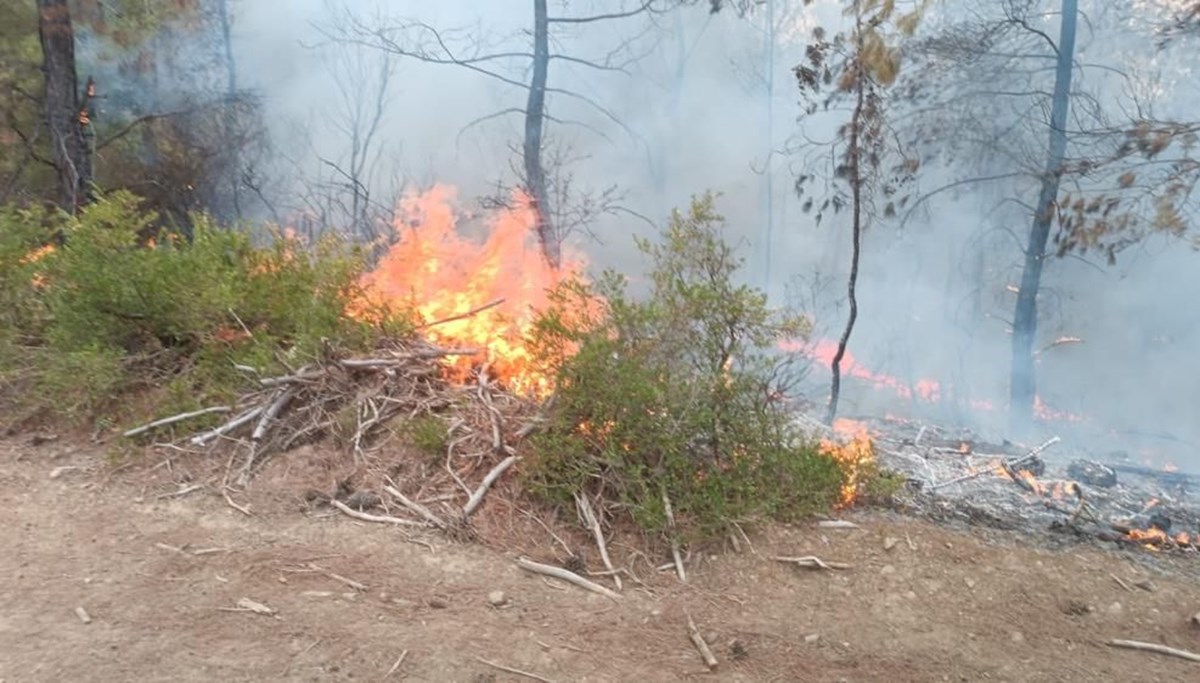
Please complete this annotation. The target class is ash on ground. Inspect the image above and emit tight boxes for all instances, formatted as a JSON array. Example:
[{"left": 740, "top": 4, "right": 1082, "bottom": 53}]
[{"left": 810, "top": 414, "right": 1200, "bottom": 557}]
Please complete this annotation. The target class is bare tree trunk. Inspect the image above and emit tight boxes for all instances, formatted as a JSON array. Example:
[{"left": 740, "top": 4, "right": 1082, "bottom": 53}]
[
  {"left": 1009, "top": 0, "right": 1077, "bottom": 426},
  {"left": 825, "top": 11, "right": 866, "bottom": 426},
  {"left": 37, "top": 0, "right": 91, "bottom": 212},
  {"left": 216, "top": 0, "right": 243, "bottom": 219},
  {"left": 524, "top": 0, "right": 559, "bottom": 268}
]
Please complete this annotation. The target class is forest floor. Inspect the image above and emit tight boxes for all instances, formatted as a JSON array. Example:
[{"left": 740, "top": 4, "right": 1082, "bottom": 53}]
[{"left": 2, "top": 435, "right": 1200, "bottom": 682}]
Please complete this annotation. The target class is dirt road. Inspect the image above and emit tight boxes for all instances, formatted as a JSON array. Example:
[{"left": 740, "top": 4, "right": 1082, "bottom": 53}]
[{"left": 2, "top": 437, "right": 1199, "bottom": 682}]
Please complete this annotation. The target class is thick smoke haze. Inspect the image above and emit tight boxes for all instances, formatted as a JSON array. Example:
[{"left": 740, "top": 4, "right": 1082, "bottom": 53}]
[{"left": 228, "top": 1, "right": 1199, "bottom": 466}]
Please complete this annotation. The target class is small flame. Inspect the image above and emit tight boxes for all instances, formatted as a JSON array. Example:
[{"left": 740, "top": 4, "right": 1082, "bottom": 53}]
[{"left": 819, "top": 418, "right": 875, "bottom": 508}]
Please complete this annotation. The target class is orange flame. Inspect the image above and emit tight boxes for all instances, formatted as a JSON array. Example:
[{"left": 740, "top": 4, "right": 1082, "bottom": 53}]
[
  {"left": 781, "top": 338, "right": 1086, "bottom": 422},
  {"left": 819, "top": 418, "right": 875, "bottom": 508},
  {"left": 352, "top": 185, "right": 587, "bottom": 396}
]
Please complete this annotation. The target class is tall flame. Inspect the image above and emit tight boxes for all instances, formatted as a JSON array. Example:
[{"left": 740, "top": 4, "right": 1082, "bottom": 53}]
[{"left": 353, "top": 184, "right": 586, "bottom": 395}]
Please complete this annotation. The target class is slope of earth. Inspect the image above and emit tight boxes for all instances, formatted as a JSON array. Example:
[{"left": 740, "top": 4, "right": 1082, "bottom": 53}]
[{"left": 2, "top": 437, "right": 1199, "bottom": 682}]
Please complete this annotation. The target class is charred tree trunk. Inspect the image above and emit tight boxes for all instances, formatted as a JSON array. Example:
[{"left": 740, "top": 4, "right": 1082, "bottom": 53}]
[
  {"left": 824, "top": 13, "right": 866, "bottom": 426},
  {"left": 524, "top": 0, "right": 559, "bottom": 268},
  {"left": 1009, "top": 0, "right": 1077, "bottom": 426},
  {"left": 37, "top": 0, "right": 92, "bottom": 212}
]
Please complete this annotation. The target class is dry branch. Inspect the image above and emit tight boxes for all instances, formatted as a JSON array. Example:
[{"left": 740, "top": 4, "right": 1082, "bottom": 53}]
[
  {"left": 385, "top": 484, "right": 449, "bottom": 529},
  {"left": 307, "top": 563, "right": 368, "bottom": 592},
  {"left": 515, "top": 557, "right": 622, "bottom": 600},
  {"left": 463, "top": 455, "right": 520, "bottom": 517},
  {"left": 686, "top": 613, "right": 719, "bottom": 670},
  {"left": 575, "top": 492, "right": 621, "bottom": 591},
  {"left": 253, "top": 387, "right": 297, "bottom": 441},
  {"left": 1107, "top": 639, "right": 1200, "bottom": 662},
  {"left": 417, "top": 298, "right": 505, "bottom": 330},
  {"left": 190, "top": 406, "right": 265, "bottom": 446},
  {"left": 123, "top": 406, "right": 232, "bottom": 438},
  {"left": 930, "top": 436, "right": 1060, "bottom": 490},
  {"left": 331, "top": 499, "right": 425, "bottom": 527},
  {"left": 773, "top": 555, "right": 852, "bottom": 571}
]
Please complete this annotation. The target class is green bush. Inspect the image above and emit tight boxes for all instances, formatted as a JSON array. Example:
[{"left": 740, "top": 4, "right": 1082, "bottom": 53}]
[
  {"left": 0, "top": 191, "right": 409, "bottom": 427},
  {"left": 526, "top": 193, "right": 845, "bottom": 542}
]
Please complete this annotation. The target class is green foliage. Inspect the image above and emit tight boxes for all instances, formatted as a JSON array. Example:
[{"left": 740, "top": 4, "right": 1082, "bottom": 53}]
[
  {"left": 402, "top": 415, "right": 450, "bottom": 458},
  {"left": 0, "top": 191, "right": 408, "bottom": 428},
  {"left": 526, "top": 194, "right": 844, "bottom": 542}
]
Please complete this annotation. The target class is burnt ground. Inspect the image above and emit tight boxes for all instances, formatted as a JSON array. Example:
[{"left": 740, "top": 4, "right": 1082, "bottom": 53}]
[{"left": 3, "top": 436, "right": 1200, "bottom": 682}]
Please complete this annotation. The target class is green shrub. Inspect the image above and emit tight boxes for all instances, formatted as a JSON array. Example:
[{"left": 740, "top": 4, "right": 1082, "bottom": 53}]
[
  {"left": 0, "top": 191, "right": 411, "bottom": 428},
  {"left": 526, "top": 193, "right": 845, "bottom": 543}
]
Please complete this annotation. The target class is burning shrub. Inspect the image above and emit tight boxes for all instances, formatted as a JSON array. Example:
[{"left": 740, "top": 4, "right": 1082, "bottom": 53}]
[
  {"left": 0, "top": 191, "right": 406, "bottom": 426},
  {"left": 526, "top": 194, "right": 845, "bottom": 542}
]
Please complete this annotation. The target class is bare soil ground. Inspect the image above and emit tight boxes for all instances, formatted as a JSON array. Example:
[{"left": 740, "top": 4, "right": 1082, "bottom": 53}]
[{"left": 3, "top": 437, "right": 1200, "bottom": 682}]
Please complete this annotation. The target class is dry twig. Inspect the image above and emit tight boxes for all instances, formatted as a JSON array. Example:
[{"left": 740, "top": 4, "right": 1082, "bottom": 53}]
[
  {"left": 417, "top": 298, "right": 505, "bottom": 330},
  {"left": 385, "top": 484, "right": 449, "bottom": 529},
  {"left": 385, "top": 649, "right": 409, "bottom": 678},
  {"left": 463, "top": 455, "right": 520, "bottom": 517},
  {"left": 1110, "top": 574, "right": 1135, "bottom": 593},
  {"left": 331, "top": 499, "right": 425, "bottom": 527},
  {"left": 930, "top": 436, "right": 1061, "bottom": 490},
  {"left": 1107, "top": 639, "right": 1200, "bottom": 662},
  {"left": 575, "top": 492, "right": 621, "bottom": 592},
  {"left": 515, "top": 557, "right": 622, "bottom": 600},
  {"left": 773, "top": 555, "right": 852, "bottom": 571},
  {"left": 222, "top": 488, "right": 253, "bottom": 517},
  {"left": 123, "top": 406, "right": 232, "bottom": 438},
  {"left": 686, "top": 613, "right": 719, "bottom": 670},
  {"left": 474, "top": 657, "right": 558, "bottom": 683},
  {"left": 662, "top": 492, "right": 686, "bottom": 582}
]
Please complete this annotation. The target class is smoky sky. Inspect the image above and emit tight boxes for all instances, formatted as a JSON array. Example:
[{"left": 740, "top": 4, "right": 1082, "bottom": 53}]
[{"left": 226, "top": 1, "right": 1200, "bottom": 465}]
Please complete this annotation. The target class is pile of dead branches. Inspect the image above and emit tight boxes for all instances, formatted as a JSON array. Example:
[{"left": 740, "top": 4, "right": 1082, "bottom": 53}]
[{"left": 130, "top": 336, "right": 539, "bottom": 528}]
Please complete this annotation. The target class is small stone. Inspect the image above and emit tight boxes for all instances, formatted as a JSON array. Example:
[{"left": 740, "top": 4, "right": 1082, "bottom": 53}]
[
  {"left": 1106, "top": 601, "right": 1123, "bottom": 615},
  {"left": 302, "top": 591, "right": 334, "bottom": 598},
  {"left": 964, "top": 578, "right": 976, "bottom": 589},
  {"left": 884, "top": 537, "right": 900, "bottom": 551},
  {"left": 1133, "top": 579, "right": 1157, "bottom": 592},
  {"left": 427, "top": 597, "right": 449, "bottom": 609},
  {"left": 905, "top": 591, "right": 917, "bottom": 600},
  {"left": 880, "top": 564, "right": 896, "bottom": 575},
  {"left": 1010, "top": 631, "right": 1024, "bottom": 643},
  {"left": 488, "top": 590, "right": 508, "bottom": 607},
  {"left": 804, "top": 634, "right": 821, "bottom": 644},
  {"left": 1190, "top": 612, "right": 1200, "bottom": 629},
  {"left": 74, "top": 606, "right": 92, "bottom": 624}
]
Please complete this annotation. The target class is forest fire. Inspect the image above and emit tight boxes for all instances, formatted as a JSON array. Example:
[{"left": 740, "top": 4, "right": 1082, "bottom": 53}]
[
  {"left": 353, "top": 185, "right": 587, "bottom": 396},
  {"left": 783, "top": 338, "right": 1087, "bottom": 423},
  {"left": 820, "top": 418, "right": 876, "bottom": 507}
]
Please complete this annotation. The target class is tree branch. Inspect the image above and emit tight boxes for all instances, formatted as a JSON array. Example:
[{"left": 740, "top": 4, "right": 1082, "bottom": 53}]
[{"left": 548, "top": 1, "right": 658, "bottom": 24}]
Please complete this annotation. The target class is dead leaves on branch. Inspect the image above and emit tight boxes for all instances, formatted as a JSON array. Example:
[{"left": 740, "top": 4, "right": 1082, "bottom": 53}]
[{"left": 1050, "top": 120, "right": 1200, "bottom": 263}]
